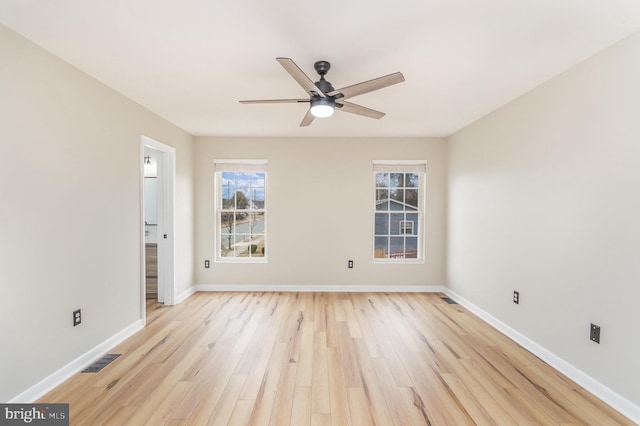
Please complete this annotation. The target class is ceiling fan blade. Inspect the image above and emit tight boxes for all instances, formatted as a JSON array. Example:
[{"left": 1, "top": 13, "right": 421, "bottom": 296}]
[
  {"left": 300, "top": 109, "right": 315, "bottom": 127},
  {"left": 276, "top": 57, "right": 326, "bottom": 98},
  {"left": 328, "top": 72, "right": 404, "bottom": 100},
  {"left": 336, "top": 100, "right": 385, "bottom": 119},
  {"left": 239, "top": 99, "right": 309, "bottom": 104}
]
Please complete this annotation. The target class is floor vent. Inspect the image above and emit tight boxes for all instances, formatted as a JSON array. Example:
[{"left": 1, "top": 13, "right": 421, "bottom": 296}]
[
  {"left": 82, "top": 354, "right": 120, "bottom": 373},
  {"left": 441, "top": 297, "right": 458, "bottom": 304}
]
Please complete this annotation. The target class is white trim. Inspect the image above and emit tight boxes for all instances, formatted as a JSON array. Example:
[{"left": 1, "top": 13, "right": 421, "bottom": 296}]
[
  {"left": 176, "top": 286, "right": 197, "bottom": 304},
  {"left": 372, "top": 161, "right": 427, "bottom": 174},
  {"left": 195, "top": 284, "right": 446, "bottom": 293},
  {"left": 213, "top": 159, "right": 268, "bottom": 164},
  {"left": 372, "top": 159, "right": 428, "bottom": 164},
  {"left": 9, "top": 320, "right": 144, "bottom": 403},
  {"left": 443, "top": 289, "right": 640, "bottom": 424}
]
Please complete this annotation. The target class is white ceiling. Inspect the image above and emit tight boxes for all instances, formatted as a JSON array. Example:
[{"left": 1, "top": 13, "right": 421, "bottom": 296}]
[{"left": 2, "top": 0, "right": 640, "bottom": 137}]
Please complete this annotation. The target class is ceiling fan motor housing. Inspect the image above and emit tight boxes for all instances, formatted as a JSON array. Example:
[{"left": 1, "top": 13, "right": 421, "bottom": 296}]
[
  {"left": 314, "top": 60, "right": 331, "bottom": 75},
  {"left": 313, "top": 61, "right": 335, "bottom": 95}
]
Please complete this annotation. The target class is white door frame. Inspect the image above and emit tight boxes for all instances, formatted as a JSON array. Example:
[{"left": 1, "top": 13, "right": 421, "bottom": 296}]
[{"left": 140, "top": 135, "right": 176, "bottom": 321}]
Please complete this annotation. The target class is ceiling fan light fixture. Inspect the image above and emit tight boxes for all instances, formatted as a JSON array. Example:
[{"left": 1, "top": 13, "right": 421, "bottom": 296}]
[{"left": 310, "top": 98, "right": 335, "bottom": 118}]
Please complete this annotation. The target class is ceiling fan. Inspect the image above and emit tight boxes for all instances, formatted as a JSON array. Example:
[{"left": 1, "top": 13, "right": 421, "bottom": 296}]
[{"left": 240, "top": 57, "right": 405, "bottom": 127}]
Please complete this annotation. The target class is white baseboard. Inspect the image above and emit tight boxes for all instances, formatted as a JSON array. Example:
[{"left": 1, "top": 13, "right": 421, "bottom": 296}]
[
  {"left": 194, "top": 284, "right": 446, "bottom": 293},
  {"left": 9, "top": 319, "right": 144, "bottom": 403},
  {"left": 176, "top": 286, "right": 197, "bottom": 304},
  {"left": 443, "top": 289, "right": 640, "bottom": 424}
]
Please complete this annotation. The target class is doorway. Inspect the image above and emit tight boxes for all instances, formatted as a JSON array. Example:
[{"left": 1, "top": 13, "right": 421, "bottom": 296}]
[{"left": 141, "top": 136, "right": 176, "bottom": 321}]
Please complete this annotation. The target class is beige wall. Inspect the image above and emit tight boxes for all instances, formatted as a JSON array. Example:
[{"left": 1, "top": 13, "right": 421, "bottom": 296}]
[
  {"left": 0, "top": 24, "right": 194, "bottom": 401},
  {"left": 447, "top": 31, "right": 640, "bottom": 407},
  {"left": 194, "top": 137, "right": 446, "bottom": 288}
]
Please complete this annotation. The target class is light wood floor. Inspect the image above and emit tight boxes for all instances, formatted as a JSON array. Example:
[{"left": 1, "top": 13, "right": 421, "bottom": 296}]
[{"left": 39, "top": 292, "right": 632, "bottom": 425}]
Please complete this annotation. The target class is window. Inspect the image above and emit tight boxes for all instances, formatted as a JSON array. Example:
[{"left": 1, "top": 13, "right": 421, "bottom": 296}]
[
  {"left": 399, "top": 220, "right": 413, "bottom": 235},
  {"left": 373, "top": 161, "right": 426, "bottom": 261},
  {"left": 215, "top": 160, "right": 267, "bottom": 262}
]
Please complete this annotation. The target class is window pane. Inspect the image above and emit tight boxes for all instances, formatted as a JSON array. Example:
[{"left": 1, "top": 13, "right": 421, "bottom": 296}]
[
  {"left": 250, "top": 236, "right": 265, "bottom": 257},
  {"left": 390, "top": 173, "right": 404, "bottom": 187},
  {"left": 251, "top": 172, "right": 265, "bottom": 188},
  {"left": 235, "top": 189, "right": 250, "bottom": 209},
  {"left": 374, "top": 236, "right": 388, "bottom": 258},
  {"left": 236, "top": 172, "right": 251, "bottom": 187},
  {"left": 222, "top": 172, "right": 235, "bottom": 187},
  {"left": 405, "top": 188, "right": 418, "bottom": 209},
  {"left": 391, "top": 189, "right": 404, "bottom": 208},
  {"left": 220, "top": 236, "right": 235, "bottom": 257},
  {"left": 406, "top": 173, "right": 419, "bottom": 188},
  {"left": 406, "top": 213, "right": 419, "bottom": 235},
  {"left": 375, "top": 213, "right": 389, "bottom": 235},
  {"left": 220, "top": 212, "right": 235, "bottom": 232},
  {"left": 405, "top": 237, "right": 418, "bottom": 258},
  {"left": 390, "top": 213, "right": 404, "bottom": 235},
  {"left": 376, "top": 189, "right": 389, "bottom": 210},
  {"left": 251, "top": 188, "right": 265, "bottom": 209},
  {"left": 249, "top": 212, "right": 265, "bottom": 234},
  {"left": 222, "top": 188, "right": 235, "bottom": 209},
  {"left": 375, "top": 172, "right": 389, "bottom": 188},
  {"left": 390, "top": 237, "right": 405, "bottom": 258},
  {"left": 234, "top": 234, "right": 250, "bottom": 257}
]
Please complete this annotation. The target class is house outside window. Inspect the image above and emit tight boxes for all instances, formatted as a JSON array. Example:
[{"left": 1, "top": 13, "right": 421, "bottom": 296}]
[
  {"left": 373, "top": 161, "right": 426, "bottom": 261},
  {"left": 214, "top": 160, "right": 267, "bottom": 262}
]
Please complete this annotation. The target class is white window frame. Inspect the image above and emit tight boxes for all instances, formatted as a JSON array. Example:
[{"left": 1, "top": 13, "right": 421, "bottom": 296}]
[
  {"left": 399, "top": 220, "right": 414, "bottom": 235},
  {"left": 372, "top": 160, "right": 426, "bottom": 263},
  {"left": 214, "top": 159, "right": 268, "bottom": 263}
]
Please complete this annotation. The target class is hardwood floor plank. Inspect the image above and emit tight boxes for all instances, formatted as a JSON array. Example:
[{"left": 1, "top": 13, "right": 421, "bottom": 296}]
[
  {"left": 327, "top": 348, "right": 352, "bottom": 426},
  {"left": 290, "top": 386, "right": 312, "bottom": 426},
  {"left": 206, "top": 373, "right": 248, "bottom": 426},
  {"left": 312, "top": 331, "right": 331, "bottom": 414},
  {"left": 371, "top": 357, "right": 414, "bottom": 426},
  {"left": 175, "top": 353, "right": 241, "bottom": 423},
  {"left": 239, "top": 355, "right": 271, "bottom": 400},
  {"left": 342, "top": 299, "right": 363, "bottom": 339},
  {"left": 311, "top": 413, "right": 332, "bottom": 426},
  {"left": 269, "top": 362, "right": 297, "bottom": 426},
  {"left": 123, "top": 346, "right": 205, "bottom": 425},
  {"left": 227, "top": 399, "right": 254, "bottom": 426},
  {"left": 346, "top": 387, "right": 375, "bottom": 426},
  {"left": 351, "top": 338, "right": 394, "bottom": 426},
  {"left": 295, "top": 320, "right": 315, "bottom": 387},
  {"left": 335, "top": 322, "right": 364, "bottom": 388},
  {"left": 246, "top": 341, "right": 287, "bottom": 425},
  {"left": 458, "top": 358, "right": 541, "bottom": 425},
  {"left": 36, "top": 292, "right": 633, "bottom": 426},
  {"left": 145, "top": 381, "right": 193, "bottom": 425}
]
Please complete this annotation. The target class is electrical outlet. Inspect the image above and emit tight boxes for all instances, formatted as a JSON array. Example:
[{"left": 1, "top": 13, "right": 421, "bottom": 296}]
[
  {"left": 204, "top": 260, "right": 210, "bottom": 268},
  {"left": 513, "top": 291, "right": 520, "bottom": 304},
  {"left": 590, "top": 323, "right": 600, "bottom": 344},
  {"left": 348, "top": 260, "right": 354, "bottom": 269},
  {"left": 73, "top": 309, "right": 82, "bottom": 327}
]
